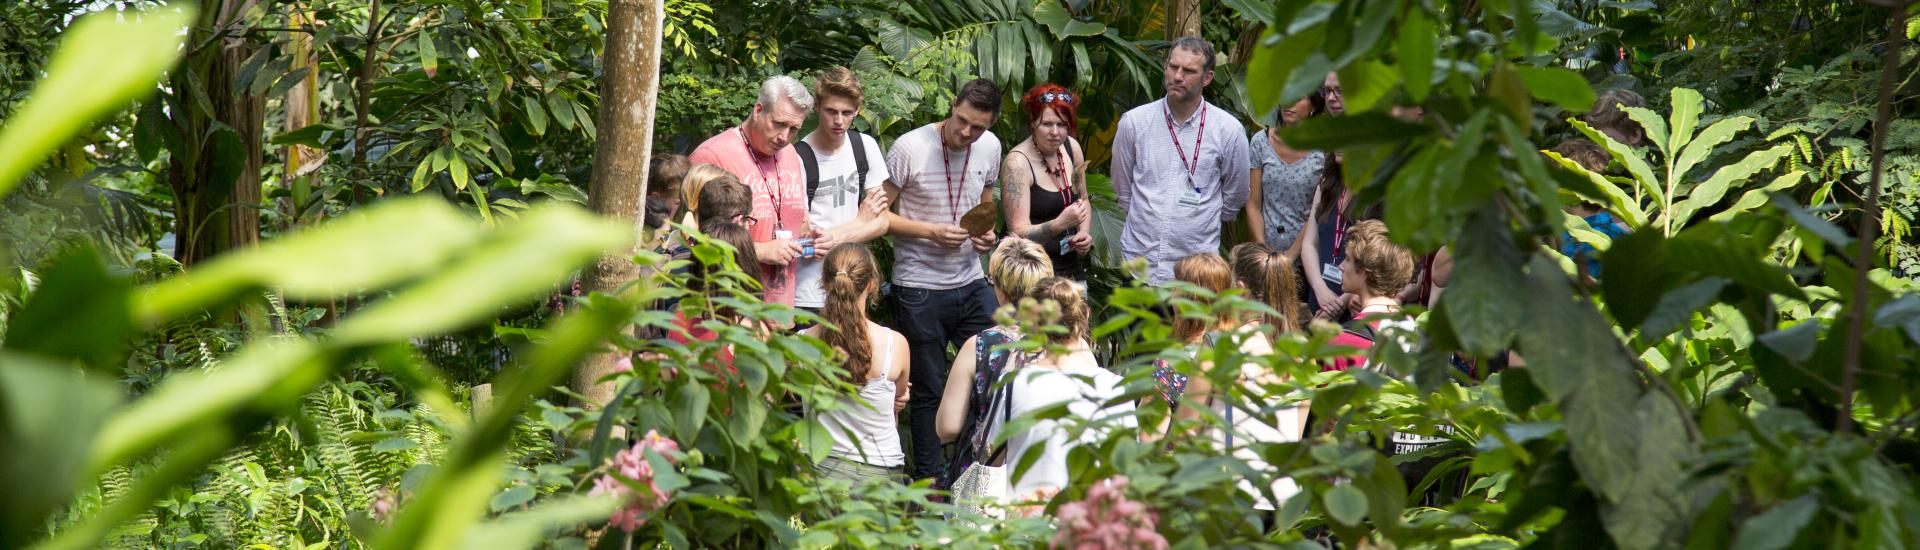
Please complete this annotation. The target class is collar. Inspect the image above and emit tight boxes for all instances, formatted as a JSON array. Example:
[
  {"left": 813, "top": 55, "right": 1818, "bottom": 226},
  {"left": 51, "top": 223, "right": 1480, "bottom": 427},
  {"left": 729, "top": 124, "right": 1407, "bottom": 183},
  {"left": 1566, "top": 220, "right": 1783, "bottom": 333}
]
[{"left": 1164, "top": 97, "right": 1210, "bottom": 127}]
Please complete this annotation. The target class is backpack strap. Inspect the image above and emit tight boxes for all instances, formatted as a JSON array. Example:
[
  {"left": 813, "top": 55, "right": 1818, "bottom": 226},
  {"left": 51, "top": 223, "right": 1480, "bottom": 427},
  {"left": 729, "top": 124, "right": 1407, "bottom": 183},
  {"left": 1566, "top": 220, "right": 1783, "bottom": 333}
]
[
  {"left": 1343, "top": 319, "right": 1378, "bottom": 343},
  {"left": 796, "top": 140, "right": 821, "bottom": 205},
  {"left": 850, "top": 131, "right": 870, "bottom": 202}
]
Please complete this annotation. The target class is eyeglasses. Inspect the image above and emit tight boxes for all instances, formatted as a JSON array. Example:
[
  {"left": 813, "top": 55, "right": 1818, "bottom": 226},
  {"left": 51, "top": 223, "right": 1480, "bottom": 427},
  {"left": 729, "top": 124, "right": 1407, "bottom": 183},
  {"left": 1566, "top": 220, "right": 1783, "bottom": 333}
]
[
  {"left": 734, "top": 214, "right": 758, "bottom": 226},
  {"left": 1043, "top": 91, "right": 1076, "bottom": 104}
]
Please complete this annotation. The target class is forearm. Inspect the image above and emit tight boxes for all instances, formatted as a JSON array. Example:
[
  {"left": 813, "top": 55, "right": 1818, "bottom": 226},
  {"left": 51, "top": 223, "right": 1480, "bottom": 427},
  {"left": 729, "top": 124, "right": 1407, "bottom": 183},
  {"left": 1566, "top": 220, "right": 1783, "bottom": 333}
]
[
  {"left": 886, "top": 212, "right": 936, "bottom": 240},
  {"left": 1246, "top": 209, "right": 1267, "bottom": 244},
  {"left": 830, "top": 215, "right": 890, "bottom": 244}
]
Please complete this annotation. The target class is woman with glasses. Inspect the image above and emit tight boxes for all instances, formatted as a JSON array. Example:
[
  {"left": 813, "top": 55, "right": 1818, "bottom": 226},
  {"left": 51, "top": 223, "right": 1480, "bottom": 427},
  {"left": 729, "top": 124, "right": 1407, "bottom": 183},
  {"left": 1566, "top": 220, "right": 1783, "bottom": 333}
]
[{"left": 1000, "top": 83, "right": 1092, "bottom": 281}]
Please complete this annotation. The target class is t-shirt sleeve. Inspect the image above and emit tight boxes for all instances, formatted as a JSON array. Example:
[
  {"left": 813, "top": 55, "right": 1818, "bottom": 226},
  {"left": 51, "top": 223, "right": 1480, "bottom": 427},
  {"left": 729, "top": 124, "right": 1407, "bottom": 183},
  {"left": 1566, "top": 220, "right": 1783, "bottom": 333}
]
[
  {"left": 885, "top": 134, "right": 916, "bottom": 192},
  {"left": 688, "top": 143, "right": 720, "bottom": 167},
  {"left": 1247, "top": 130, "right": 1267, "bottom": 165},
  {"left": 864, "top": 136, "right": 890, "bottom": 190}
]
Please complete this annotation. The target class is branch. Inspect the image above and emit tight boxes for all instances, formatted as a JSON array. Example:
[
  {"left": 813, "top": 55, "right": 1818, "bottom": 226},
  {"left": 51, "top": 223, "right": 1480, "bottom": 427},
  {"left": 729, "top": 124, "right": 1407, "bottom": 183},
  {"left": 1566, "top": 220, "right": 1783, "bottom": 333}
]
[{"left": 1838, "top": 0, "right": 1908, "bottom": 435}]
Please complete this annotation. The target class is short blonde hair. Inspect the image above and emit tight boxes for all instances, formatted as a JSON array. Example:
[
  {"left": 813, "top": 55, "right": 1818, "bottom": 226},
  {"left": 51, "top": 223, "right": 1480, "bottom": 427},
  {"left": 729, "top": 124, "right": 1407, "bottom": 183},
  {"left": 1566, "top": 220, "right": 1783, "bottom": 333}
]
[
  {"left": 987, "top": 238, "right": 1053, "bottom": 300},
  {"left": 813, "top": 66, "right": 864, "bottom": 107},
  {"left": 1344, "top": 220, "right": 1414, "bottom": 297},
  {"left": 680, "top": 163, "right": 732, "bottom": 218}
]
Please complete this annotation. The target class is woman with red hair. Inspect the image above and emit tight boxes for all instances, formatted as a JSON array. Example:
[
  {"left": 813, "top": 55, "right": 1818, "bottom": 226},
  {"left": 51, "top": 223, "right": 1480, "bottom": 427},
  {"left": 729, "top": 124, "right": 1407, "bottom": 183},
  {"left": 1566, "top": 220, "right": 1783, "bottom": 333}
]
[{"left": 1000, "top": 83, "right": 1092, "bottom": 281}]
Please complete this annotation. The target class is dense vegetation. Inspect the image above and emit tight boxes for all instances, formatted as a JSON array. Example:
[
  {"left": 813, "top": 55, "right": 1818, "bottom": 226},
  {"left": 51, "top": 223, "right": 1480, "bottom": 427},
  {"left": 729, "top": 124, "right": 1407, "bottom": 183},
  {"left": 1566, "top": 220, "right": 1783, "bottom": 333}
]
[{"left": 2, "top": 0, "right": 1918, "bottom": 548}]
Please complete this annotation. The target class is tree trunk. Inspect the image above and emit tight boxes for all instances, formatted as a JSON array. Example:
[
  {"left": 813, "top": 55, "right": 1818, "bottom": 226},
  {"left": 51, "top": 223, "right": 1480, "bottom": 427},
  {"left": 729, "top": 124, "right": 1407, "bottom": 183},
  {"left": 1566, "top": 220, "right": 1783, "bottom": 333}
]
[
  {"left": 1167, "top": 0, "right": 1202, "bottom": 41},
  {"left": 170, "top": 1, "right": 263, "bottom": 266},
  {"left": 284, "top": 4, "right": 322, "bottom": 228},
  {"left": 572, "top": 0, "right": 664, "bottom": 408}
]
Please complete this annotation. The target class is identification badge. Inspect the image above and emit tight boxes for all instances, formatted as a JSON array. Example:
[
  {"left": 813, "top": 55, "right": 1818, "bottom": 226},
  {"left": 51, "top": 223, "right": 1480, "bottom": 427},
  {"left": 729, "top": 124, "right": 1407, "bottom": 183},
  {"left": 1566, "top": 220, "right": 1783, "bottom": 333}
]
[
  {"left": 1321, "top": 261, "right": 1345, "bottom": 286},
  {"left": 1178, "top": 186, "right": 1206, "bottom": 207},
  {"left": 773, "top": 230, "right": 793, "bottom": 241}
]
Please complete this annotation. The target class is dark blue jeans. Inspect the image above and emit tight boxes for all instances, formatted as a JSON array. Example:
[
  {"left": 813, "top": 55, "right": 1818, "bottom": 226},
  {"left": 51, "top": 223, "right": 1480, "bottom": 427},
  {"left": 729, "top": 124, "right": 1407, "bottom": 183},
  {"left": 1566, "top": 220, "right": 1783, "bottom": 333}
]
[{"left": 892, "top": 278, "right": 998, "bottom": 480}]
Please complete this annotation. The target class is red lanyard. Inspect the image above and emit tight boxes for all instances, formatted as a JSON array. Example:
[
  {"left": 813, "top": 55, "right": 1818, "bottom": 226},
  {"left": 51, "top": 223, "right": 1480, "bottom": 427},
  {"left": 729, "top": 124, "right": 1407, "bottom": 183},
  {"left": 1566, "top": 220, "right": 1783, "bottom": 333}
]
[
  {"left": 940, "top": 129, "right": 972, "bottom": 223},
  {"left": 1163, "top": 102, "right": 1208, "bottom": 193},
  {"left": 740, "top": 127, "right": 784, "bottom": 229},
  {"left": 1329, "top": 192, "right": 1349, "bottom": 258},
  {"left": 1051, "top": 144, "right": 1075, "bottom": 205}
]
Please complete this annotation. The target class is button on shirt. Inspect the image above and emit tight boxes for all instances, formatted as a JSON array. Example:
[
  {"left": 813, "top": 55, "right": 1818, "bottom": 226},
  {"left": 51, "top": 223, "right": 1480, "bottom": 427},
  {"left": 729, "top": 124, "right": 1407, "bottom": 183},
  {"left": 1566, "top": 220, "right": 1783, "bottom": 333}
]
[{"left": 1111, "top": 98, "right": 1252, "bottom": 284}]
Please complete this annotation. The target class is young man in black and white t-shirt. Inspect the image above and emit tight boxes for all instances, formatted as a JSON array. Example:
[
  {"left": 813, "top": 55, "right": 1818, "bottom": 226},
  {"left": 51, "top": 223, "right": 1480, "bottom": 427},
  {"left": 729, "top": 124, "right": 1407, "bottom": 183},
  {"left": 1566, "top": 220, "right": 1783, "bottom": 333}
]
[{"left": 794, "top": 67, "right": 892, "bottom": 315}]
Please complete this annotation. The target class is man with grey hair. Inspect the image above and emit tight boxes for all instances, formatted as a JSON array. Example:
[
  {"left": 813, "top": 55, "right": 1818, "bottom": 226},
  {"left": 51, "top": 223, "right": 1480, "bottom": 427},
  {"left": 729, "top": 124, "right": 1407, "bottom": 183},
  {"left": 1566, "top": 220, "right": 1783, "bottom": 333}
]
[
  {"left": 691, "top": 75, "right": 819, "bottom": 307},
  {"left": 1110, "top": 36, "right": 1251, "bottom": 284}
]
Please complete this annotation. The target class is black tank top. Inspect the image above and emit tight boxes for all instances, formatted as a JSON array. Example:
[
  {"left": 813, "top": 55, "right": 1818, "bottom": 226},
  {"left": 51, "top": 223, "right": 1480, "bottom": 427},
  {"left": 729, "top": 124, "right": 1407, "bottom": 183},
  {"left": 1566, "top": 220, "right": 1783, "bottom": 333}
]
[{"left": 1015, "top": 149, "right": 1085, "bottom": 280}]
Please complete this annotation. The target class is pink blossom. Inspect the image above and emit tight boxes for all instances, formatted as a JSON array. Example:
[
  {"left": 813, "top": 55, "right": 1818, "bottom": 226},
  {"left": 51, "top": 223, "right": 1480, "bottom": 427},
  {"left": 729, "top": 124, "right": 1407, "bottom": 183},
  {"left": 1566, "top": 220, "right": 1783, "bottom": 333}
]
[
  {"left": 611, "top": 355, "right": 634, "bottom": 374},
  {"left": 592, "top": 430, "right": 682, "bottom": 532},
  {"left": 1049, "top": 477, "right": 1168, "bottom": 550}
]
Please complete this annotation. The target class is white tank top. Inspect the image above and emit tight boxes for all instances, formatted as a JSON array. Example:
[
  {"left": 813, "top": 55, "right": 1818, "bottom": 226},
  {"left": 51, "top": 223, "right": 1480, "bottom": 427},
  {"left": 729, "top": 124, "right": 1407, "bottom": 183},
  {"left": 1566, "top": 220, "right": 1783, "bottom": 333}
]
[{"left": 820, "top": 332, "right": 905, "bottom": 467}]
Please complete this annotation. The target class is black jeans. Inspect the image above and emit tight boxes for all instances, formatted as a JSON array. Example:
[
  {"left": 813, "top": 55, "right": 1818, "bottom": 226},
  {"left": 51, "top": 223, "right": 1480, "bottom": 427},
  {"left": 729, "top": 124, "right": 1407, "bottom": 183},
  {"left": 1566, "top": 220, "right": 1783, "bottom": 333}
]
[{"left": 892, "top": 278, "right": 998, "bottom": 480}]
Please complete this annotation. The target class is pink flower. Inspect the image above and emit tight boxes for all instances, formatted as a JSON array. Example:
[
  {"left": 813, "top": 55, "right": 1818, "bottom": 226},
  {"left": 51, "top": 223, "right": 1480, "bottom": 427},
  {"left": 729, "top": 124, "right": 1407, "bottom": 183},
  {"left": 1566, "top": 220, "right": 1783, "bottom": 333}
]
[
  {"left": 1049, "top": 477, "right": 1167, "bottom": 550},
  {"left": 592, "top": 430, "right": 682, "bottom": 532},
  {"left": 611, "top": 355, "right": 634, "bottom": 374},
  {"left": 369, "top": 488, "right": 397, "bottom": 523}
]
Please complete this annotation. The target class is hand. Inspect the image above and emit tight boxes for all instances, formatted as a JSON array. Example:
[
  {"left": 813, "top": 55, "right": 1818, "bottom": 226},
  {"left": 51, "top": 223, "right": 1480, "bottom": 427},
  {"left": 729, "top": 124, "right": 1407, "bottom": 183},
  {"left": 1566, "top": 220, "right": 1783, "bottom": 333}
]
[
  {"left": 1068, "top": 233, "right": 1093, "bottom": 255},
  {"left": 970, "top": 230, "right": 998, "bottom": 252},
  {"left": 1340, "top": 293, "right": 1362, "bottom": 313},
  {"left": 894, "top": 383, "right": 911, "bottom": 413},
  {"left": 1052, "top": 200, "right": 1090, "bottom": 229},
  {"left": 930, "top": 225, "right": 969, "bottom": 248},
  {"left": 1313, "top": 287, "right": 1344, "bottom": 317},
  {"left": 755, "top": 239, "right": 802, "bottom": 266},
  {"left": 810, "top": 229, "right": 839, "bottom": 254},
  {"left": 860, "top": 189, "right": 890, "bottom": 220}
]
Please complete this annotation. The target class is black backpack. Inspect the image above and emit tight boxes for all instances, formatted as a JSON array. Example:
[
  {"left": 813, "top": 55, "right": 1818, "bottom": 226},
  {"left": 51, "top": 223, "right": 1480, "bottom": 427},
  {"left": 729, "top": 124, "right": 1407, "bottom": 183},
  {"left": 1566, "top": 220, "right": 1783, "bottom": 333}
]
[{"left": 793, "top": 131, "right": 871, "bottom": 208}]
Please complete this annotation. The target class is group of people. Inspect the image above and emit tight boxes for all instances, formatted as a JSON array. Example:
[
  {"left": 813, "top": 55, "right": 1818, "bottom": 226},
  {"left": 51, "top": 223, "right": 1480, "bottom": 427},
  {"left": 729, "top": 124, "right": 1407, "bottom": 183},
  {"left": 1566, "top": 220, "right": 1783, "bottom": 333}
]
[{"left": 630, "top": 34, "right": 1649, "bottom": 516}]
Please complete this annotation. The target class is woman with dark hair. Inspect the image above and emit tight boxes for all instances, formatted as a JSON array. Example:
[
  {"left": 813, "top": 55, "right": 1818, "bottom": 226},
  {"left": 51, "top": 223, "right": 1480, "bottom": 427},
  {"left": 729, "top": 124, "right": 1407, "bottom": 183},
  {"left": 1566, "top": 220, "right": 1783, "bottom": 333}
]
[
  {"left": 1245, "top": 91, "right": 1326, "bottom": 257},
  {"left": 1001, "top": 83, "right": 1092, "bottom": 281},
  {"left": 1298, "top": 151, "right": 1355, "bottom": 319}
]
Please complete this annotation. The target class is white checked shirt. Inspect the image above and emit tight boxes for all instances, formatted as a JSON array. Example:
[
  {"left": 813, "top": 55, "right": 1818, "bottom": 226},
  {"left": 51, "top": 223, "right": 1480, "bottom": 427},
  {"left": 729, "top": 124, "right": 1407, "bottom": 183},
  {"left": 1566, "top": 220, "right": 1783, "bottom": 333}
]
[{"left": 1111, "top": 98, "right": 1252, "bottom": 284}]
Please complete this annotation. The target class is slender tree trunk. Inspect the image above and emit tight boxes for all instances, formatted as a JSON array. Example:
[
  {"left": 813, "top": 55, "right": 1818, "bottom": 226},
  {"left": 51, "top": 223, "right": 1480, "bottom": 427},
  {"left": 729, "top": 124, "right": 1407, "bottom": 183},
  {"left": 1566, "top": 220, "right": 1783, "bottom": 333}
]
[
  {"left": 171, "top": 0, "right": 263, "bottom": 265},
  {"left": 1167, "top": 0, "right": 1202, "bottom": 41},
  {"left": 572, "top": 0, "right": 664, "bottom": 408},
  {"left": 351, "top": 0, "right": 383, "bottom": 206},
  {"left": 284, "top": 3, "right": 322, "bottom": 228}
]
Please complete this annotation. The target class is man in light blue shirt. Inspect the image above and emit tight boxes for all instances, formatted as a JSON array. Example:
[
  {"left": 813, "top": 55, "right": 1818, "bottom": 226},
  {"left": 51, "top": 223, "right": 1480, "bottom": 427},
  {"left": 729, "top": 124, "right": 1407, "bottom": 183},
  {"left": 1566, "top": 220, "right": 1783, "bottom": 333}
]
[{"left": 1110, "top": 36, "right": 1252, "bottom": 284}]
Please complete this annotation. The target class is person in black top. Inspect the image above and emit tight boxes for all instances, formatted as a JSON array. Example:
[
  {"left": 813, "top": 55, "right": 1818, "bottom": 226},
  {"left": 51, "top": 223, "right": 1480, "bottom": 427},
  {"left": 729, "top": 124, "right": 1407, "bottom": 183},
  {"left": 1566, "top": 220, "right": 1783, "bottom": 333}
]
[{"left": 1000, "top": 83, "right": 1092, "bottom": 281}]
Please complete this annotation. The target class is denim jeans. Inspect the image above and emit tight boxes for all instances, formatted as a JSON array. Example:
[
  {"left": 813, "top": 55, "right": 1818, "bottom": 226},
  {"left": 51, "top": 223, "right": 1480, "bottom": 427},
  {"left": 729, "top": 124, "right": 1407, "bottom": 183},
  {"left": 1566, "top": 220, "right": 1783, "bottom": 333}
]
[{"left": 892, "top": 278, "right": 998, "bottom": 480}]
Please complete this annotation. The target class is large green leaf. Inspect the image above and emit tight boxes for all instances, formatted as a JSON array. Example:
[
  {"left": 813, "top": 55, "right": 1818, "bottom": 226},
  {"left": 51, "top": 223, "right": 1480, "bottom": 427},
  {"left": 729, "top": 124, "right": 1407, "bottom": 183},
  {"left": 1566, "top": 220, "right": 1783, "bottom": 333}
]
[
  {"left": 332, "top": 203, "right": 630, "bottom": 346},
  {"left": 134, "top": 197, "right": 481, "bottom": 326},
  {"left": 1671, "top": 116, "right": 1755, "bottom": 184},
  {"left": 89, "top": 340, "right": 328, "bottom": 476},
  {"left": 1515, "top": 254, "right": 1644, "bottom": 507},
  {"left": 1667, "top": 222, "right": 1805, "bottom": 300},
  {"left": 0, "top": 8, "right": 192, "bottom": 196},
  {"left": 0, "top": 354, "right": 120, "bottom": 548},
  {"left": 4, "top": 245, "right": 132, "bottom": 369},
  {"left": 1442, "top": 212, "right": 1526, "bottom": 357},
  {"left": 1621, "top": 106, "right": 1669, "bottom": 158},
  {"left": 1323, "top": 483, "right": 1369, "bottom": 525},
  {"left": 1601, "top": 392, "right": 1696, "bottom": 548},
  {"left": 1513, "top": 66, "right": 1595, "bottom": 112},
  {"left": 1666, "top": 87, "right": 1704, "bottom": 155},
  {"left": 1711, "top": 171, "right": 1805, "bottom": 222},
  {"left": 458, "top": 496, "right": 620, "bottom": 550},
  {"left": 1730, "top": 495, "right": 1818, "bottom": 550},
  {"left": 1336, "top": 60, "right": 1399, "bottom": 114},
  {"left": 1546, "top": 151, "right": 1644, "bottom": 227},
  {"left": 1397, "top": 8, "right": 1436, "bottom": 102},
  {"left": 1278, "top": 112, "right": 1432, "bottom": 149},
  {"left": 1246, "top": 25, "right": 1327, "bottom": 116},
  {"left": 1667, "top": 144, "right": 1791, "bottom": 230},
  {"left": 1571, "top": 119, "right": 1662, "bottom": 205},
  {"left": 1600, "top": 230, "right": 1673, "bottom": 329}
]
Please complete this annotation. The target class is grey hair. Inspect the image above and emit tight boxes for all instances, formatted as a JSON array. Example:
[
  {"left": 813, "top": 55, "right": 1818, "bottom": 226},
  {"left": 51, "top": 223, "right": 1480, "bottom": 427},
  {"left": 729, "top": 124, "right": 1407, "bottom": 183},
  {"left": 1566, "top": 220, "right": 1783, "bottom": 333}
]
[
  {"left": 1169, "top": 36, "right": 1216, "bottom": 73},
  {"left": 758, "top": 75, "right": 815, "bottom": 112}
]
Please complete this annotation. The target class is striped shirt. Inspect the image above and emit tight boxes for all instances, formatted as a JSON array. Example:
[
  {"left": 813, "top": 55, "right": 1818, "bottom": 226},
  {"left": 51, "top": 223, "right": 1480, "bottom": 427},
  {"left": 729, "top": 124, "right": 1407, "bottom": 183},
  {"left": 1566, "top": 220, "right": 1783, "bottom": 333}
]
[
  {"left": 886, "top": 123, "right": 1001, "bottom": 289},
  {"left": 1111, "top": 98, "right": 1251, "bottom": 284}
]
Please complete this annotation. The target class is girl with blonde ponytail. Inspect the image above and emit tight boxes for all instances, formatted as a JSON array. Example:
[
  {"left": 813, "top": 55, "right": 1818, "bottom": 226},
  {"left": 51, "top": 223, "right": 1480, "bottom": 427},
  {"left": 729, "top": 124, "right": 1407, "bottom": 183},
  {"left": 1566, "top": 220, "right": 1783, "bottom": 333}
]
[
  {"left": 1230, "top": 242, "right": 1303, "bottom": 333},
  {"left": 806, "top": 245, "right": 912, "bottom": 484}
]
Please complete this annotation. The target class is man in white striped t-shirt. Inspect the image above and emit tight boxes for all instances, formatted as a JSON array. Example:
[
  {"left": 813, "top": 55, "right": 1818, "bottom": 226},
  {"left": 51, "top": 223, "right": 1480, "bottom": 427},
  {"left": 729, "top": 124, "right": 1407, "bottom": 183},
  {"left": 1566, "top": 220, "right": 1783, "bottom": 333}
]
[{"left": 881, "top": 78, "right": 1003, "bottom": 481}]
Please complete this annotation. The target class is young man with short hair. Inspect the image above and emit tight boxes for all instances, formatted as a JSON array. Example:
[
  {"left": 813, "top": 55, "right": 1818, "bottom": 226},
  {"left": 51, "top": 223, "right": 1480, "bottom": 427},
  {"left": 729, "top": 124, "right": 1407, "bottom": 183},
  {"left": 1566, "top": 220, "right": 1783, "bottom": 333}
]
[
  {"left": 689, "top": 75, "right": 819, "bottom": 306},
  {"left": 883, "top": 78, "right": 1003, "bottom": 481},
  {"left": 793, "top": 67, "right": 892, "bottom": 315},
  {"left": 1110, "top": 36, "right": 1252, "bottom": 285}
]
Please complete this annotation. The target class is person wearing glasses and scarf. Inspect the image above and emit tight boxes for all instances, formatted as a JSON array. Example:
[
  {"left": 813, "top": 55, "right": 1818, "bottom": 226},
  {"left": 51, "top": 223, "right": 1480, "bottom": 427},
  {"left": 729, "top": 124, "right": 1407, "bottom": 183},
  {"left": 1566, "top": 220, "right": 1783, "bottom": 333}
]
[{"left": 1000, "top": 84, "right": 1093, "bottom": 282}]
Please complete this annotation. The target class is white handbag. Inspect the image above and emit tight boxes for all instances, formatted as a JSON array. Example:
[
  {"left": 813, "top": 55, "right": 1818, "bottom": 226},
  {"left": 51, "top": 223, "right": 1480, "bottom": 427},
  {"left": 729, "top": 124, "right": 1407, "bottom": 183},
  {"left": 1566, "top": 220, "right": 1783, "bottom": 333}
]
[{"left": 951, "top": 367, "right": 1017, "bottom": 523}]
